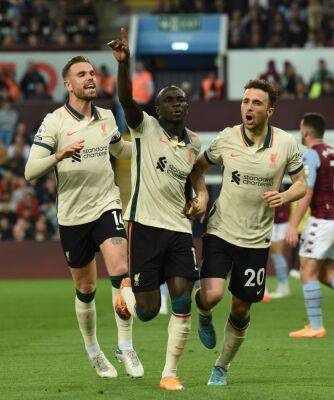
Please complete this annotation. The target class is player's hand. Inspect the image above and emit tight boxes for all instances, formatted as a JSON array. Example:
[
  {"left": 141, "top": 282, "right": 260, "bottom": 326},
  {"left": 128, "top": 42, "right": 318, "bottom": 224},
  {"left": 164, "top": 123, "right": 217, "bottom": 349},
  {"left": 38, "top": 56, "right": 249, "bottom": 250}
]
[
  {"left": 285, "top": 225, "right": 299, "bottom": 247},
  {"left": 185, "top": 193, "right": 208, "bottom": 222},
  {"left": 107, "top": 27, "right": 130, "bottom": 62},
  {"left": 263, "top": 191, "right": 286, "bottom": 208},
  {"left": 55, "top": 140, "right": 85, "bottom": 161}
]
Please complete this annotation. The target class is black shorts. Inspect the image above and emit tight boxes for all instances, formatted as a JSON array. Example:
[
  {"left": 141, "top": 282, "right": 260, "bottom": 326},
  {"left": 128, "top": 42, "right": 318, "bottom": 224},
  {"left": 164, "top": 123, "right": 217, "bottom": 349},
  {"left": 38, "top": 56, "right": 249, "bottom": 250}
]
[
  {"left": 201, "top": 234, "right": 269, "bottom": 303},
  {"left": 59, "top": 209, "right": 127, "bottom": 268},
  {"left": 128, "top": 222, "right": 198, "bottom": 293}
]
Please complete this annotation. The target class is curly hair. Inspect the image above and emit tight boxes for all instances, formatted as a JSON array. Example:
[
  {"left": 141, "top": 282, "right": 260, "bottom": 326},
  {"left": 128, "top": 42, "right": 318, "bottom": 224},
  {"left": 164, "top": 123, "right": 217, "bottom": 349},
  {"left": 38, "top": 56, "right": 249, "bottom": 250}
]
[{"left": 244, "top": 79, "right": 279, "bottom": 106}]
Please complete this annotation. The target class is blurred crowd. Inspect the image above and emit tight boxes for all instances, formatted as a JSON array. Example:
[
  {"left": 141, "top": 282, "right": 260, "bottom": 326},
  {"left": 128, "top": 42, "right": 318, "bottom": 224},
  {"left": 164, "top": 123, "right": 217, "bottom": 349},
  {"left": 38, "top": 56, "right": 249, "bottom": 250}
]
[
  {"left": 0, "top": 0, "right": 98, "bottom": 49},
  {"left": 2, "top": 57, "right": 333, "bottom": 107},
  {"left": 260, "top": 58, "right": 334, "bottom": 99},
  {"left": 0, "top": 107, "right": 58, "bottom": 241},
  {"left": 151, "top": 0, "right": 334, "bottom": 49},
  {"left": 1, "top": 1, "right": 334, "bottom": 50}
]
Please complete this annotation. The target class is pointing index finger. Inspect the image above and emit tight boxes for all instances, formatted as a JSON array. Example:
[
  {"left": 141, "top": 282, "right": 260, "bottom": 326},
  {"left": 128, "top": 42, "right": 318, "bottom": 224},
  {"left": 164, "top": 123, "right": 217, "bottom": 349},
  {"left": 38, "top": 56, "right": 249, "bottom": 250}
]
[{"left": 121, "top": 27, "right": 128, "bottom": 45}]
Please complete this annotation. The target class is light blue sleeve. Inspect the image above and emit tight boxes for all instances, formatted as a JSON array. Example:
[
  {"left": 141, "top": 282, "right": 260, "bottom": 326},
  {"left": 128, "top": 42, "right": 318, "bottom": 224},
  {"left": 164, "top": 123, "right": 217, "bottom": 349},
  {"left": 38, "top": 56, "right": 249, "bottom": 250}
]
[{"left": 303, "top": 148, "right": 320, "bottom": 188}]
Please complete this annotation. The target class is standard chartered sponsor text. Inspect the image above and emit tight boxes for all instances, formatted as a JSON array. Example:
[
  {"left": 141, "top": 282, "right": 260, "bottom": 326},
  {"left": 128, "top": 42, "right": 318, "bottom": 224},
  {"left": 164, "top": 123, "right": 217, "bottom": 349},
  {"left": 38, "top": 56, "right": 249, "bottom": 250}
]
[
  {"left": 82, "top": 146, "right": 108, "bottom": 159},
  {"left": 243, "top": 174, "right": 273, "bottom": 187}
]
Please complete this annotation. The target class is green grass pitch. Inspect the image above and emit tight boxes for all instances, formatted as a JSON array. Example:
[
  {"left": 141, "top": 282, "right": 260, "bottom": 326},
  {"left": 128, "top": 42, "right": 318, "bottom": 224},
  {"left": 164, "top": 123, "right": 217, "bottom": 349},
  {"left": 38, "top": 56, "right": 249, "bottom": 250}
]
[{"left": 1, "top": 278, "right": 334, "bottom": 400}]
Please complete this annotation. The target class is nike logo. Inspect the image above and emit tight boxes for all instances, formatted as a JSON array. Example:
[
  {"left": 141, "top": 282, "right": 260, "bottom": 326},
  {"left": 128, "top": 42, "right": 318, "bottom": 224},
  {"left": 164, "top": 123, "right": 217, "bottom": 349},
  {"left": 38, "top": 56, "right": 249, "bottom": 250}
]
[
  {"left": 257, "top": 288, "right": 263, "bottom": 295},
  {"left": 67, "top": 131, "right": 76, "bottom": 136},
  {"left": 230, "top": 152, "right": 241, "bottom": 157},
  {"left": 116, "top": 226, "right": 124, "bottom": 231}
]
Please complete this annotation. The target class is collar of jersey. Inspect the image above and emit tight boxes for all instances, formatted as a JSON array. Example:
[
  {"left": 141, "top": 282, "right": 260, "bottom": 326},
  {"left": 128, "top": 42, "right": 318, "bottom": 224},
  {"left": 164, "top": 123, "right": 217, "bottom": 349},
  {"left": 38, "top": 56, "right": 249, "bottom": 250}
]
[
  {"left": 64, "top": 102, "right": 101, "bottom": 121},
  {"left": 242, "top": 124, "right": 273, "bottom": 149},
  {"left": 158, "top": 120, "right": 190, "bottom": 145}
]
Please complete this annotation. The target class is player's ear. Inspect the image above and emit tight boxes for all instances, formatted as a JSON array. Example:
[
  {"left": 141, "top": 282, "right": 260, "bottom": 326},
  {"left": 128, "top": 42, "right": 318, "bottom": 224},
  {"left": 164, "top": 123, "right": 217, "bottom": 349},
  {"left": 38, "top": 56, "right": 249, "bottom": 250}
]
[
  {"left": 64, "top": 80, "right": 73, "bottom": 93},
  {"left": 155, "top": 105, "right": 160, "bottom": 116},
  {"left": 268, "top": 106, "right": 274, "bottom": 118}
]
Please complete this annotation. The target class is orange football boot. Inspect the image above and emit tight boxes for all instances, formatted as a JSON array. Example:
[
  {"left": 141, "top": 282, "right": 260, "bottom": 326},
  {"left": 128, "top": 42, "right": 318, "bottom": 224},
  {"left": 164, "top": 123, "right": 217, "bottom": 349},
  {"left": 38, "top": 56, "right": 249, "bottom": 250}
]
[
  {"left": 159, "top": 376, "right": 184, "bottom": 391},
  {"left": 114, "top": 278, "right": 131, "bottom": 320},
  {"left": 289, "top": 325, "right": 326, "bottom": 338}
]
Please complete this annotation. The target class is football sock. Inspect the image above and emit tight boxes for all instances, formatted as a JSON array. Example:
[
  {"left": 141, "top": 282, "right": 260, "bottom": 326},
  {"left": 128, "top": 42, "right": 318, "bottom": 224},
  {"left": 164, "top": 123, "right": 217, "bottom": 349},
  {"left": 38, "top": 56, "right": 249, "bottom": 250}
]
[
  {"left": 162, "top": 296, "right": 192, "bottom": 378},
  {"left": 303, "top": 280, "right": 323, "bottom": 330},
  {"left": 75, "top": 294, "right": 100, "bottom": 358},
  {"left": 160, "top": 283, "right": 168, "bottom": 309},
  {"left": 272, "top": 253, "right": 288, "bottom": 285},
  {"left": 216, "top": 313, "right": 250, "bottom": 370},
  {"left": 121, "top": 284, "right": 138, "bottom": 318},
  {"left": 110, "top": 275, "right": 133, "bottom": 351},
  {"left": 195, "top": 288, "right": 211, "bottom": 316},
  {"left": 330, "top": 277, "right": 334, "bottom": 288}
]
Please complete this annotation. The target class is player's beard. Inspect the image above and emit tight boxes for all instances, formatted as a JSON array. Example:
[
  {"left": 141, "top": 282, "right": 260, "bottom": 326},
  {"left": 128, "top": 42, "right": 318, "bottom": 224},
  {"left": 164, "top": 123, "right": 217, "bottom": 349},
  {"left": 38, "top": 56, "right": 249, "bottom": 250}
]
[{"left": 73, "top": 87, "right": 97, "bottom": 101}]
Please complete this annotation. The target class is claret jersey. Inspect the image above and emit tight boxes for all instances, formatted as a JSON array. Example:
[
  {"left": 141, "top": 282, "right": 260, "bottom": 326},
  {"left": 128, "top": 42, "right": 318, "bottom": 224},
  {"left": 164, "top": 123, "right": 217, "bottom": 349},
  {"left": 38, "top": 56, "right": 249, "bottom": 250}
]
[{"left": 303, "top": 143, "right": 334, "bottom": 219}]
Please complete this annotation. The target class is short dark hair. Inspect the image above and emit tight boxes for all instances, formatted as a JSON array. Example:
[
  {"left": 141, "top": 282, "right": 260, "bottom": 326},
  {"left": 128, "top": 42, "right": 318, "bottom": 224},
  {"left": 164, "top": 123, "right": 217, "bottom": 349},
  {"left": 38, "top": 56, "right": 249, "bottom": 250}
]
[
  {"left": 155, "top": 85, "right": 185, "bottom": 106},
  {"left": 302, "top": 113, "right": 325, "bottom": 138},
  {"left": 244, "top": 79, "right": 278, "bottom": 106},
  {"left": 62, "top": 56, "right": 92, "bottom": 80}
]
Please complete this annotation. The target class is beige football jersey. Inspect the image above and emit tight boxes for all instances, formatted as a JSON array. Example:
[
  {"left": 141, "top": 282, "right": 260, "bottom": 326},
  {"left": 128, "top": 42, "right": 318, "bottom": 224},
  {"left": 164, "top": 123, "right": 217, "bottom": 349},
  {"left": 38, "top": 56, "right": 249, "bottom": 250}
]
[
  {"left": 124, "top": 112, "right": 201, "bottom": 233},
  {"left": 31, "top": 102, "right": 122, "bottom": 225},
  {"left": 205, "top": 124, "right": 303, "bottom": 248}
]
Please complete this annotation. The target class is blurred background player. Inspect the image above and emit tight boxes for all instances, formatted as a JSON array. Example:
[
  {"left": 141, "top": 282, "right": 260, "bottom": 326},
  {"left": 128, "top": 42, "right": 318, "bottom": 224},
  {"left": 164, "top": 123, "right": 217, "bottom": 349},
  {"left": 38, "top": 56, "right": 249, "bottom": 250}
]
[
  {"left": 159, "top": 283, "right": 168, "bottom": 315},
  {"left": 286, "top": 113, "right": 334, "bottom": 338},
  {"left": 109, "top": 28, "right": 201, "bottom": 391},
  {"left": 25, "top": 56, "right": 143, "bottom": 378},
  {"left": 268, "top": 202, "right": 291, "bottom": 299}
]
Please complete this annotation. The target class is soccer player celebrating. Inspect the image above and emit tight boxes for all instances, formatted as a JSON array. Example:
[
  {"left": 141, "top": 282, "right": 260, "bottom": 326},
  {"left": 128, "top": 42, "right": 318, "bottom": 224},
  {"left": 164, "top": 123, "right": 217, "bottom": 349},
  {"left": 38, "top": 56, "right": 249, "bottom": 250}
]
[
  {"left": 108, "top": 28, "right": 201, "bottom": 391},
  {"left": 25, "top": 56, "right": 143, "bottom": 379},
  {"left": 286, "top": 113, "right": 334, "bottom": 338},
  {"left": 187, "top": 80, "right": 307, "bottom": 386}
]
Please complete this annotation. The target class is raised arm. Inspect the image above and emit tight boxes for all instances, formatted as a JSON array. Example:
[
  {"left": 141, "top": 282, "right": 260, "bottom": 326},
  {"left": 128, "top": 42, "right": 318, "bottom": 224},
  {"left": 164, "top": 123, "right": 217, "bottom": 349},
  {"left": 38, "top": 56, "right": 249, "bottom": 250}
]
[{"left": 108, "top": 28, "right": 143, "bottom": 129}]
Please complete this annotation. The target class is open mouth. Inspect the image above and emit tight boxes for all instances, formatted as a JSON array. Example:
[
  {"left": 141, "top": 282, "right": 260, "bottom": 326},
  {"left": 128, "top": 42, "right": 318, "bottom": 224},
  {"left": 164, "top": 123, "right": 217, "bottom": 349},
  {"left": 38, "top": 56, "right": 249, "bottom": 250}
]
[
  {"left": 246, "top": 114, "right": 254, "bottom": 124},
  {"left": 84, "top": 83, "right": 96, "bottom": 90}
]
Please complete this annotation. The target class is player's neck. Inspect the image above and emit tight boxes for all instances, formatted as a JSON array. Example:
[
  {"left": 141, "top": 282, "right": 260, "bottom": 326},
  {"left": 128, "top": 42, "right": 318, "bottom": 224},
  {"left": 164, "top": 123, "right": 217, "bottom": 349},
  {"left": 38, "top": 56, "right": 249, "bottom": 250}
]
[
  {"left": 159, "top": 119, "right": 185, "bottom": 141},
  {"left": 68, "top": 97, "right": 92, "bottom": 118},
  {"left": 307, "top": 138, "right": 323, "bottom": 148},
  {"left": 244, "top": 124, "right": 268, "bottom": 147}
]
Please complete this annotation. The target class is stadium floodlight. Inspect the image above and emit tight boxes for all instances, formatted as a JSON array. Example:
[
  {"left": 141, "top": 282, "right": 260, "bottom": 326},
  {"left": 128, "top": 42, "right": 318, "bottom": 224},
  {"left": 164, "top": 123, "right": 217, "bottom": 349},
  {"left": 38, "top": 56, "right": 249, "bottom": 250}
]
[{"left": 171, "top": 42, "right": 189, "bottom": 51}]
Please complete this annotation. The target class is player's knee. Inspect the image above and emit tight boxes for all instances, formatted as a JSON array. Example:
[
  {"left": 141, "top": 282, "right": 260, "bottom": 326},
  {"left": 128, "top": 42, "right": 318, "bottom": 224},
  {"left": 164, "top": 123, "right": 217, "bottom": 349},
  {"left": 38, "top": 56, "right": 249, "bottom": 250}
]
[
  {"left": 171, "top": 295, "right": 192, "bottom": 315},
  {"left": 76, "top": 288, "right": 96, "bottom": 303},
  {"left": 231, "top": 297, "right": 251, "bottom": 320},
  {"left": 76, "top": 282, "right": 96, "bottom": 294},
  {"left": 135, "top": 298, "right": 160, "bottom": 321},
  {"left": 202, "top": 288, "right": 223, "bottom": 307},
  {"left": 135, "top": 305, "right": 159, "bottom": 321},
  {"left": 300, "top": 264, "right": 318, "bottom": 282}
]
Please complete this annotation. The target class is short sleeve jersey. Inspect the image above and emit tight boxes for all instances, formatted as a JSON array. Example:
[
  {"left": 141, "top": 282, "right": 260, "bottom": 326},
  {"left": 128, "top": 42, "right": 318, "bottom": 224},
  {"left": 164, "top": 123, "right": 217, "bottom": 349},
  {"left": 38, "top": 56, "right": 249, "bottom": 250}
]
[
  {"left": 124, "top": 112, "right": 201, "bottom": 233},
  {"left": 32, "top": 103, "right": 122, "bottom": 226},
  {"left": 205, "top": 124, "right": 303, "bottom": 248},
  {"left": 304, "top": 144, "right": 334, "bottom": 219}
]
